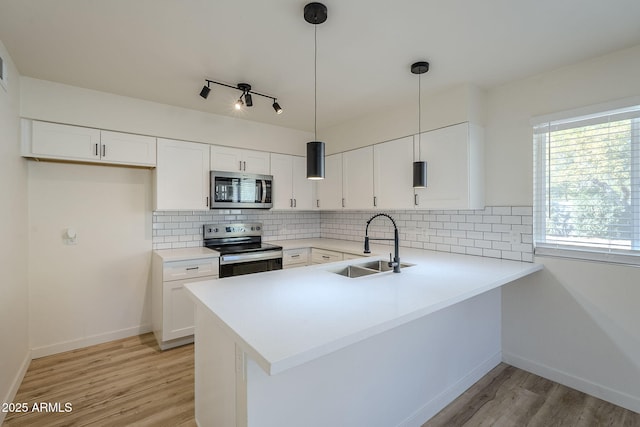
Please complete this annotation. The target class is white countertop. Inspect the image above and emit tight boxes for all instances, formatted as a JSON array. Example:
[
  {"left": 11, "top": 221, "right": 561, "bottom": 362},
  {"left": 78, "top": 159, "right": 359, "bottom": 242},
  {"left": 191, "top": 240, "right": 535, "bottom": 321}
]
[
  {"left": 153, "top": 246, "right": 219, "bottom": 262},
  {"left": 185, "top": 240, "right": 542, "bottom": 376}
]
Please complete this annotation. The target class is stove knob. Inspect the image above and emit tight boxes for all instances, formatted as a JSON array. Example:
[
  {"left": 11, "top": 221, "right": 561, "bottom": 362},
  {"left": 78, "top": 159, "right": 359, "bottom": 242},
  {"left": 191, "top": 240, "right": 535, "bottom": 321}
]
[
  {"left": 256, "top": 226, "right": 261, "bottom": 231},
  {"left": 213, "top": 228, "right": 219, "bottom": 233},
  {"left": 251, "top": 226, "right": 255, "bottom": 231}
]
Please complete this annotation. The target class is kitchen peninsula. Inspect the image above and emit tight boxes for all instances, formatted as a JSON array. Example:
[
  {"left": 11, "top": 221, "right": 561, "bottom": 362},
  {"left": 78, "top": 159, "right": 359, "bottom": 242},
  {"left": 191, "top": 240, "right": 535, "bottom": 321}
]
[{"left": 185, "top": 243, "right": 542, "bottom": 427}]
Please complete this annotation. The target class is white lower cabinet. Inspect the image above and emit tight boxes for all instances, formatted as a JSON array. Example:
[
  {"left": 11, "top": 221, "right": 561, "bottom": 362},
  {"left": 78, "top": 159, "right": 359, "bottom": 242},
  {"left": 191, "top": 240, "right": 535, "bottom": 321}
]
[
  {"left": 311, "top": 248, "right": 343, "bottom": 264},
  {"left": 283, "top": 248, "right": 310, "bottom": 269},
  {"left": 152, "top": 252, "right": 219, "bottom": 350},
  {"left": 343, "top": 252, "right": 365, "bottom": 261}
]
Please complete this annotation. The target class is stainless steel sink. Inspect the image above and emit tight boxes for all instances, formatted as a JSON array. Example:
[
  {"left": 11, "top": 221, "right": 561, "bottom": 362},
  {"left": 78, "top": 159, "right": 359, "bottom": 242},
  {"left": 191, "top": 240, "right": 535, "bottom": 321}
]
[
  {"left": 330, "top": 260, "right": 415, "bottom": 278},
  {"left": 358, "top": 260, "right": 415, "bottom": 272},
  {"left": 333, "top": 265, "right": 379, "bottom": 278}
]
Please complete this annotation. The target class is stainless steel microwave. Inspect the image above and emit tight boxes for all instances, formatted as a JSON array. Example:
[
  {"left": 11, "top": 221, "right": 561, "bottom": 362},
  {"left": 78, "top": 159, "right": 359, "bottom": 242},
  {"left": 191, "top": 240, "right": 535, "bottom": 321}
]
[{"left": 210, "top": 171, "right": 273, "bottom": 209}]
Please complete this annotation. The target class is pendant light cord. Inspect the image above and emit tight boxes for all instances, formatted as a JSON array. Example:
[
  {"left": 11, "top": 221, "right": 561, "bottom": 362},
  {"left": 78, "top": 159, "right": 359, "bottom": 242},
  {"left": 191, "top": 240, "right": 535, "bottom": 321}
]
[
  {"left": 314, "top": 24, "right": 318, "bottom": 140},
  {"left": 418, "top": 72, "right": 422, "bottom": 160}
]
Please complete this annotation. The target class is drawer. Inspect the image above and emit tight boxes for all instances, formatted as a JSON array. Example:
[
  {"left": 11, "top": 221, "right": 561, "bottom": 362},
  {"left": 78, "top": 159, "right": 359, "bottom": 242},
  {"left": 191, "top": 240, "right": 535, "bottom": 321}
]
[
  {"left": 311, "top": 248, "right": 343, "bottom": 264},
  {"left": 163, "top": 257, "right": 219, "bottom": 281},
  {"left": 343, "top": 252, "right": 365, "bottom": 261},
  {"left": 283, "top": 248, "right": 310, "bottom": 267}
]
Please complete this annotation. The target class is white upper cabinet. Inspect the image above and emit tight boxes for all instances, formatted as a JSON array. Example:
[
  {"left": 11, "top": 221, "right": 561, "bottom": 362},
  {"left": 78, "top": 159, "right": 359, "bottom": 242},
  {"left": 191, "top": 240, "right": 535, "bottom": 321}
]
[
  {"left": 23, "top": 120, "right": 156, "bottom": 167},
  {"left": 316, "top": 153, "right": 343, "bottom": 210},
  {"left": 342, "top": 146, "right": 374, "bottom": 210},
  {"left": 210, "top": 145, "right": 270, "bottom": 174},
  {"left": 155, "top": 138, "right": 210, "bottom": 210},
  {"left": 270, "top": 153, "right": 316, "bottom": 210},
  {"left": 373, "top": 136, "right": 415, "bottom": 210},
  {"left": 99, "top": 130, "right": 156, "bottom": 166},
  {"left": 414, "top": 122, "right": 484, "bottom": 210}
]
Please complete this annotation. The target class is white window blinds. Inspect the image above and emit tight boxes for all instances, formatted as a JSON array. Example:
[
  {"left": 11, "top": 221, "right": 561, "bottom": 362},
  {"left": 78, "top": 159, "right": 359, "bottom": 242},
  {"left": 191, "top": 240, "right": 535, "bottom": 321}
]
[{"left": 533, "top": 103, "right": 640, "bottom": 264}]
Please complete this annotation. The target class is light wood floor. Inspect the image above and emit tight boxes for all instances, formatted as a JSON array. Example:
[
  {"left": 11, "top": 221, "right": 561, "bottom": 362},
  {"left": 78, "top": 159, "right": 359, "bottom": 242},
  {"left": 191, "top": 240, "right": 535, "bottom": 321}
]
[
  {"left": 3, "top": 333, "right": 195, "bottom": 426},
  {"left": 424, "top": 363, "right": 640, "bottom": 427},
  {"left": 4, "top": 333, "right": 639, "bottom": 426}
]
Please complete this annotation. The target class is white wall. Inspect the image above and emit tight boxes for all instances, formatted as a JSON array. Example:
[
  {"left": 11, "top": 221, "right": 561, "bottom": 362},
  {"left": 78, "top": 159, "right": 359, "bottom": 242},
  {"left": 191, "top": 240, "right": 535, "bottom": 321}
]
[
  {"left": 0, "top": 40, "right": 29, "bottom": 421},
  {"left": 20, "top": 77, "right": 313, "bottom": 156},
  {"left": 28, "top": 162, "right": 153, "bottom": 357},
  {"left": 489, "top": 44, "right": 640, "bottom": 412}
]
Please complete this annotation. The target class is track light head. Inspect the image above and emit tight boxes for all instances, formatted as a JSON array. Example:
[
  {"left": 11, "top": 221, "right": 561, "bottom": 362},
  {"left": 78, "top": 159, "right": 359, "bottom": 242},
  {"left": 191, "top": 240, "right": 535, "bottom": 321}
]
[
  {"left": 244, "top": 92, "right": 253, "bottom": 107},
  {"left": 272, "top": 101, "right": 283, "bottom": 114},
  {"left": 199, "top": 85, "right": 211, "bottom": 99}
]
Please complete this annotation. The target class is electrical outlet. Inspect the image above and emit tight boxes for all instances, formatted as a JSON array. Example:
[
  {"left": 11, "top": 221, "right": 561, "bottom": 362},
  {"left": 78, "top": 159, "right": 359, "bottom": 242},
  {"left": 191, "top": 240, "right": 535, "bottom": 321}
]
[{"left": 509, "top": 230, "right": 520, "bottom": 245}]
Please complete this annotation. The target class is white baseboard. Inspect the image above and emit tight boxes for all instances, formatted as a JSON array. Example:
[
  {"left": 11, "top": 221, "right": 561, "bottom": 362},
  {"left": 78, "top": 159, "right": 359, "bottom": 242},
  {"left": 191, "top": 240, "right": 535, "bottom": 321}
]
[
  {"left": 0, "top": 349, "right": 32, "bottom": 425},
  {"left": 31, "top": 324, "right": 152, "bottom": 359},
  {"left": 399, "top": 351, "right": 503, "bottom": 427},
  {"left": 503, "top": 351, "right": 640, "bottom": 414}
]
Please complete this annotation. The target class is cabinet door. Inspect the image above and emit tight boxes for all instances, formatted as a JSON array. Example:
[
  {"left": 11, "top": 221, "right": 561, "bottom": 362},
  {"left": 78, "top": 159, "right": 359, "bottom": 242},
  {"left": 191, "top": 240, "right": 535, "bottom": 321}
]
[
  {"left": 100, "top": 130, "right": 156, "bottom": 166},
  {"left": 243, "top": 150, "right": 270, "bottom": 174},
  {"left": 373, "top": 136, "right": 414, "bottom": 210},
  {"left": 316, "top": 153, "right": 343, "bottom": 210},
  {"left": 210, "top": 146, "right": 270, "bottom": 174},
  {"left": 343, "top": 146, "right": 374, "bottom": 209},
  {"left": 270, "top": 153, "right": 294, "bottom": 209},
  {"left": 292, "top": 155, "right": 316, "bottom": 209},
  {"left": 414, "top": 122, "right": 484, "bottom": 209},
  {"left": 163, "top": 281, "right": 195, "bottom": 341},
  {"left": 210, "top": 145, "right": 243, "bottom": 172},
  {"left": 31, "top": 121, "right": 100, "bottom": 161},
  {"left": 155, "top": 138, "right": 210, "bottom": 210}
]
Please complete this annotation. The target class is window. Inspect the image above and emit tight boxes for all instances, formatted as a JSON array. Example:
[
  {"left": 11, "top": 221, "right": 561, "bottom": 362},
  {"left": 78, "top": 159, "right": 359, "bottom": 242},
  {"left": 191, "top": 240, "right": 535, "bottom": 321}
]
[{"left": 533, "top": 101, "right": 640, "bottom": 264}]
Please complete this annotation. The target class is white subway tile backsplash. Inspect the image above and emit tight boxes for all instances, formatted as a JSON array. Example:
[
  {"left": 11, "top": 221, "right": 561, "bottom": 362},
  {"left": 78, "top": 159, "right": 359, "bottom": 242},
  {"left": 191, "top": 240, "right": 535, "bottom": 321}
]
[{"left": 152, "top": 206, "right": 534, "bottom": 262}]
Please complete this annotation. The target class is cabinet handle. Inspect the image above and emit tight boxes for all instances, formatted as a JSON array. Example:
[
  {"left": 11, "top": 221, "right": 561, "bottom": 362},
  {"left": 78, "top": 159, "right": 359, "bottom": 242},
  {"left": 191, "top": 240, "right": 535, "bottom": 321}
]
[
  {"left": 186, "top": 266, "right": 199, "bottom": 271},
  {"left": 293, "top": 199, "right": 297, "bottom": 208},
  {"left": 322, "top": 255, "right": 330, "bottom": 259},
  {"left": 206, "top": 196, "right": 209, "bottom": 207},
  {"left": 342, "top": 198, "right": 345, "bottom": 208},
  {"left": 243, "top": 161, "right": 247, "bottom": 171},
  {"left": 291, "top": 254, "right": 300, "bottom": 258},
  {"left": 290, "top": 198, "right": 293, "bottom": 208},
  {"left": 414, "top": 194, "right": 419, "bottom": 206},
  {"left": 102, "top": 144, "right": 106, "bottom": 157},
  {"left": 316, "top": 199, "right": 320, "bottom": 208},
  {"left": 95, "top": 143, "right": 99, "bottom": 156},
  {"left": 239, "top": 161, "right": 243, "bottom": 171},
  {"left": 373, "top": 196, "right": 377, "bottom": 207}
]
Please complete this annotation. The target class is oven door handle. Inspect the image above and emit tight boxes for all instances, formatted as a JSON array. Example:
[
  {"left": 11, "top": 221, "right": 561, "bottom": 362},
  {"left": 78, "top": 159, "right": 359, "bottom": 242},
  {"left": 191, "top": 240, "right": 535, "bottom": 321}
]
[{"left": 220, "top": 250, "right": 283, "bottom": 265}]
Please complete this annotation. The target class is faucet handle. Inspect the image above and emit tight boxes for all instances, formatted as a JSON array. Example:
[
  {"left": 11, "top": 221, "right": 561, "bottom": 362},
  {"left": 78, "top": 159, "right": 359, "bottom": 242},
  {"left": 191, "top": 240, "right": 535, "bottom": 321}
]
[{"left": 388, "top": 253, "right": 393, "bottom": 266}]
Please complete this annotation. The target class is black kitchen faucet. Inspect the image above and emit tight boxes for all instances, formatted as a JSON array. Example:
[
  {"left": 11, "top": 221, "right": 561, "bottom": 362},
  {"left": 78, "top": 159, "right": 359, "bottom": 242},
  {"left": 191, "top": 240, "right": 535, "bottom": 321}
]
[{"left": 363, "top": 213, "right": 401, "bottom": 273}]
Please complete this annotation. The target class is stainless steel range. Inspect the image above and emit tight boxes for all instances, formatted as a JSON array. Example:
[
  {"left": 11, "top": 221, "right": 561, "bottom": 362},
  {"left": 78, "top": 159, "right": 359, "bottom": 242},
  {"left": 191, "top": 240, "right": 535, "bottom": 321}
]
[{"left": 203, "top": 223, "right": 282, "bottom": 278}]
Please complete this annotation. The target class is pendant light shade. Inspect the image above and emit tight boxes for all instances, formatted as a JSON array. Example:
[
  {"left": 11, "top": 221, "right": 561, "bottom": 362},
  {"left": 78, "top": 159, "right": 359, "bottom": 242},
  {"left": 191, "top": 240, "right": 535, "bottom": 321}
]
[
  {"left": 413, "top": 161, "right": 427, "bottom": 188},
  {"left": 307, "top": 141, "right": 325, "bottom": 180},
  {"left": 411, "top": 61, "right": 429, "bottom": 188},
  {"left": 305, "top": 2, "right": 327, "bottom": 180}
]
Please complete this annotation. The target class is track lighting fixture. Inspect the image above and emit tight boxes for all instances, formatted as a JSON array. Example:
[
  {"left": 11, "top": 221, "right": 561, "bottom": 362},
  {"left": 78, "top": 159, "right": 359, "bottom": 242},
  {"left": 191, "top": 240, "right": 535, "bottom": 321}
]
[
  {"left": 411, "top": 61, "right": 429, "bottom": 188},
  {"left": 305, "top": 2, "right": 328, "bottom": 180},
  {"left": 199, "top": 84, "right": 211, "bottom": 99},
  {"left": 198, "top": 79, "right": 282, "bottom": 114}
]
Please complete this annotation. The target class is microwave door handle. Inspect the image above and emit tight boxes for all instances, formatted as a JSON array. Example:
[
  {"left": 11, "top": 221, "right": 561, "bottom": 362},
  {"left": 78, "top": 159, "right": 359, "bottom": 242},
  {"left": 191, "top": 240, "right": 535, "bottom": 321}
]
[{"left": 261, "top": 180, "right": 267, "bottom": 203}]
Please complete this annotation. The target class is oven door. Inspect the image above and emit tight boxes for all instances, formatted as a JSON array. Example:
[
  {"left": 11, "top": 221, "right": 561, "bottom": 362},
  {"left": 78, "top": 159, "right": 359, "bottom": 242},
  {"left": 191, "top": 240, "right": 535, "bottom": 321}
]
[
  {"left": 219, "top": 251, "right": 283, "bottom": 278},
  {"left": 210, "top": 171, "right": 273, "bottom": 209}
]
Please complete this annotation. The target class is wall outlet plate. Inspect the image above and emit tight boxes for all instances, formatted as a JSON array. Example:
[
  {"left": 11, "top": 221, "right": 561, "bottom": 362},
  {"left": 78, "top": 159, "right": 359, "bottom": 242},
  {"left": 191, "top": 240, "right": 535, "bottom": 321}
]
[{"left": 509, "top": 230, "right": 520, "bottom": 245}]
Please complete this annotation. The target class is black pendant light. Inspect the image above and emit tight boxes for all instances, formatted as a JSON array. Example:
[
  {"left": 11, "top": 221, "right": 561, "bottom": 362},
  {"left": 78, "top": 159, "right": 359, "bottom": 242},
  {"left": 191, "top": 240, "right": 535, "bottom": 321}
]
[
  {"left": 305, "top": 2, "right": 327, "bottom": 180},
  {"left": 412, "top": 61, "right": 429, "bottom": 188}
]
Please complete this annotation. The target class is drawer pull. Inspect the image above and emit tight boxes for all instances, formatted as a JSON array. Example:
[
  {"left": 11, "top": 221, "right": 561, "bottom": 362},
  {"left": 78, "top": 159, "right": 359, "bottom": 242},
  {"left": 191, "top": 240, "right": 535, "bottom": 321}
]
[
  {"left": 291, "top": 254, "right": 300, "bottom": 258},
  {"left": 322, "top": 255, "right": 330, "bottom": 259},
  {"left": 186, "top": 266, "right": 200, "bottom": 271}
]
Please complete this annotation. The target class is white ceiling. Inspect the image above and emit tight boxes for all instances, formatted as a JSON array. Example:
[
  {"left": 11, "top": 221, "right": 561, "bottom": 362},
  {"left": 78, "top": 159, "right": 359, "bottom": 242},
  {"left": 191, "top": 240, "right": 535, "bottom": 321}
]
[{"left": 1, "top": 0, "right": 639, "bottom": 132}]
